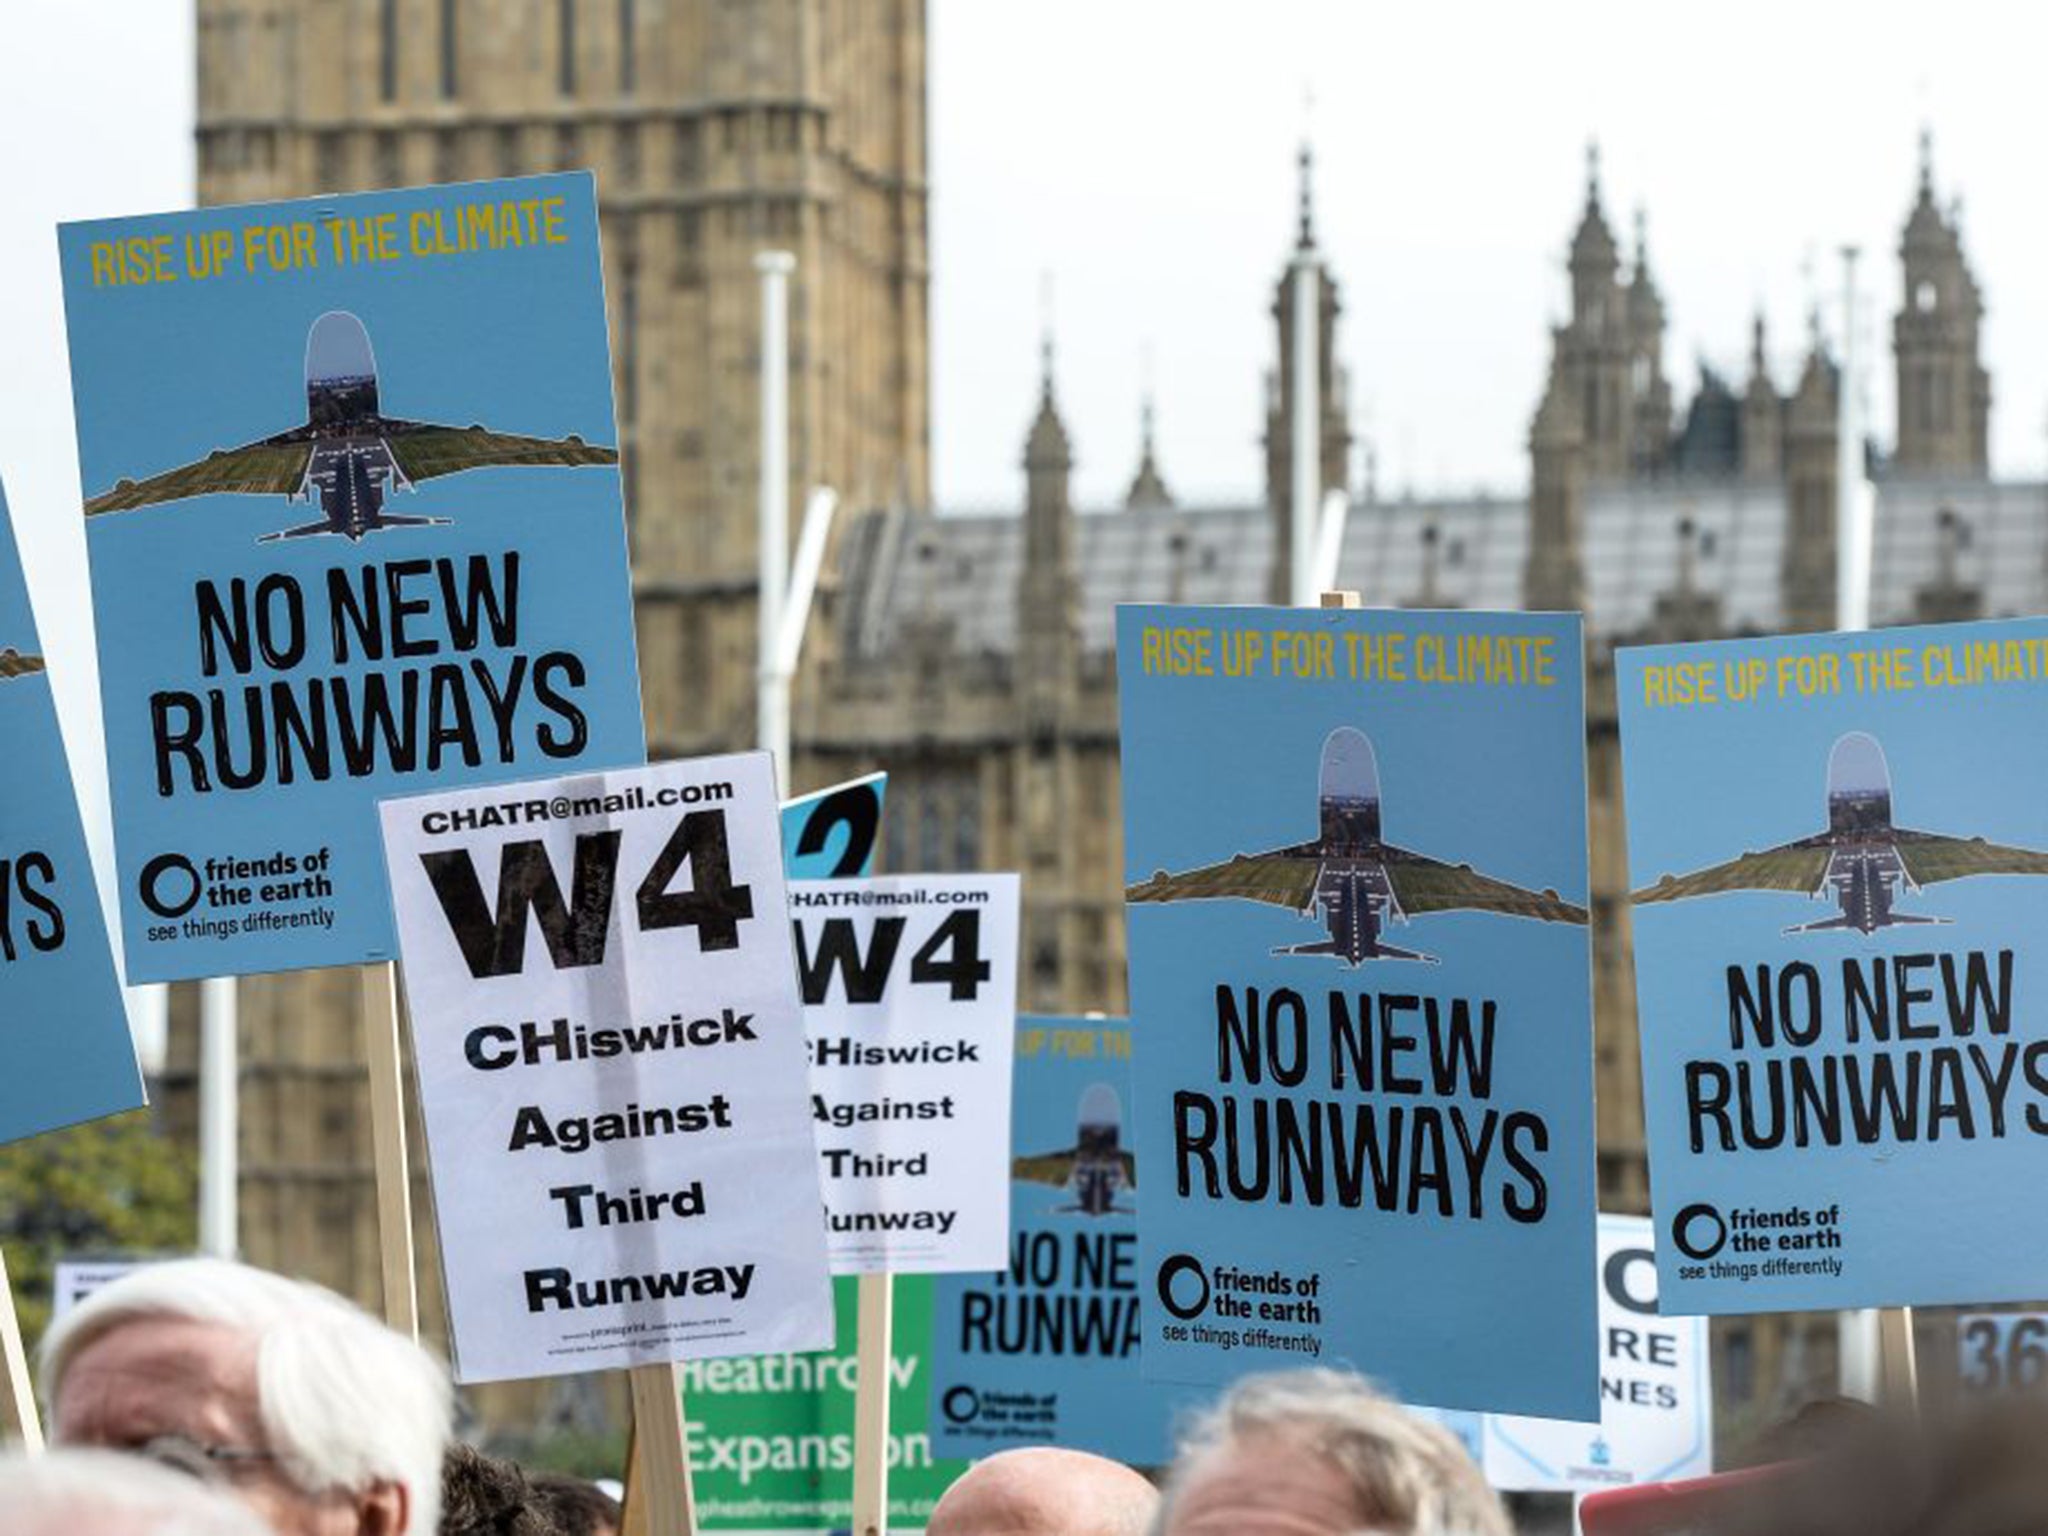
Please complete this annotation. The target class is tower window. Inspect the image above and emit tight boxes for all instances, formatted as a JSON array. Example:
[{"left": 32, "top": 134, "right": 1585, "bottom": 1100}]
[
  {"left": 619, "top": 0, "right": 637, "bottom": 94},
  {"left": 434, "top": 127, "right": 463, "bottom": 184},
  {"left": 1916, "top": 279, "right": 1938, "bottom": 313},
  {"left": 619, "top": 261, "right": 639, "bottom": 425},
  {"left": 558, "top": 0, "right": 577, "bottom": 95},
  {"left": 439, "top": 0, "right": 458, "bottom": 98},
  {"left": 379, "top": 0, "right": 399, "bottom": 102}
]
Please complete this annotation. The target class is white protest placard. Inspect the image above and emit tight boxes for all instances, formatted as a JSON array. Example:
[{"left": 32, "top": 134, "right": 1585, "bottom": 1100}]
[
  {"left": 52, "top": 1260, "right": 148, "bottom": 1320},
  {"left": 1482, "top": 1215, "right": 1712, "bottom": 1493},
  {"left": 380, "top": 754, "right": 833, "bottom": 1383},
  {"left": 796, "top": 874, "right": 1020, "bottom": 1275}
]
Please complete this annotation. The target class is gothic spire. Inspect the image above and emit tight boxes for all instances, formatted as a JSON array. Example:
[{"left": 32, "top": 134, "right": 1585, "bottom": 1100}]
[
  {"left": 1296, "top": 141, "right": 1317, "bottom": 252},
  {"left": 1025, "top": 300, "right": 1070, "bottom": 470},
  {"left": 1124, "top": 383, "right": 1174, "bottom": 511},
  {"left": 1569, "top": 138, "right": 1618, "bottom": 274}
]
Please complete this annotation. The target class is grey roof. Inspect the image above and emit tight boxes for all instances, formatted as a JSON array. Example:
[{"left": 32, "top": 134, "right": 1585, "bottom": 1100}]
[
  {"left": 834, "top": 473, "right": 2048, "bottom": 662},
  {"left": 1871, "top": 477, "right": 2048, "bottom": 623},
  {"left": 838, "top": 503, "right": 1269, "bottom": 659},
  {"left": 1583, "top": 479, "right": 1789, "bottom": 637},
  {"left": 1332, "top": 495, "right": 1529, "bottom": 611}
]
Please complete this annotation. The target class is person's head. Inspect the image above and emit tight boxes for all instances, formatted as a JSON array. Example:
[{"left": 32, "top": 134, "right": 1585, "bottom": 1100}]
[
  {"left": 41, "top": 1257, "right": 453, "bottom": 1536},
  {"left": 926, "top": 1447, "right": 1157, "bottom": 1536},
  {"left": 438, "top": 1445, "right": 565, "bottom": 1536},
  {"left": 0, "top": 1447, "right": 279, "bottom": 1536},
  {"left": 1157, "top": 1369, "right": 1509, "bottom": 1536},
  {"left": 527, "top": 1471, "right": 621, "bottom": 1536}
]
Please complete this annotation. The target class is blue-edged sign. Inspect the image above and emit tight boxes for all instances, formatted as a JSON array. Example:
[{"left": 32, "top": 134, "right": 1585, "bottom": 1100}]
[
  {"left": 1621, "top": 620, "right": 2048, "bottom": 1314},
  {"left": 0, "top": 475, "right": 145, "bottom": 1141},
  {"left": 1116, "top": 603, "right": 1599, "bottom": 1419},
  {"left": 59, "top": 174, "right": 644, "bottom": 981},
  {"left": 1482, "top": 1215, "right": 1712, "bottom": 1492},
  {"left": 928, "top": 1015, "right": 1207, "bottom": 1465}
]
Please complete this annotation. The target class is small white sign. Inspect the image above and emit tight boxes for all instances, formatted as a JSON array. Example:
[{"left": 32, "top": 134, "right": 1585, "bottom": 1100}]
[
  {"left": 380, "top": 755, "right": 834, "bottom": 1384},
  {"left": 1482, "top": 1215, "right": 1712, "bottom": 1493},
  {"left": 796, "top": 874, "right": 1020, "bottom": 1274},
  {"left": 1958, "top": 1312, "right": 2048, "bottom": 1392},
  {"left": 52, "top": 1260, "right": 146, "bottom": 1319}
]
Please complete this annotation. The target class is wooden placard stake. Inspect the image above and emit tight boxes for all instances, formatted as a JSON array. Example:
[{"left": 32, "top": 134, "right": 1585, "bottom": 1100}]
[
  {"left": 1321, "top": 590, "right": 1362, "bottom": 610},
  {"left": 625, "top": 1363, "right": 698, "bottom": 1536},
  {"left": 0, "top": 1248, "right": 42, "bottom": 1452},
  {"left": 362, "top": 960, "right": 419, "bottom": 1341},
  {"left": 1878, "top": 1305, "right": 1919, "bottom": 1409},
  {"left": 851, "top": 1271, "right": 895, "bottom": 1536}
]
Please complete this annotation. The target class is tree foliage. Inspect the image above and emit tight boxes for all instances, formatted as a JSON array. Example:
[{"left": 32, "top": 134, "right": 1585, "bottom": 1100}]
[{"left": 0, "top": 1109, "right": 195, "bottom": 1349}]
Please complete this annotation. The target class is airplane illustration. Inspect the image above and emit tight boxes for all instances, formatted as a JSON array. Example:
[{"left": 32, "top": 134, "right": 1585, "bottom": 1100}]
[
  {"left": 84, "top": 310, "right": 616, "bottom": 543},
  {"left": 1633, "top": 731, "right": 2048, "bottom": 933},
  {"left": 0, "top": 648, "right": 44, "bottom": 681},
  {"left": 1125, "top": 726, "right": 1586, "bottom": 966},
  {"left": 1011, "top": 1083, "right": 1136, "bottom": 1217}
]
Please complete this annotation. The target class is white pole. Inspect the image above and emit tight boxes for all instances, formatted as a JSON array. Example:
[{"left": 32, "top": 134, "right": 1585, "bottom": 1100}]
[
  {"left": 1290, "top": 253, "right": 1321, "bottom": 607},
  {"left": 1831, "top": 243, "right": 1890, "bottom": 1400},
  {"left": 197, "top": 977, "right": 237, "bottom": 1258},
  {"left": 1310, "top": 488, "right": 1351, "bottom": 597},
  {"left": 1835, "top": 246, "right": 1869, "bottom": 632},
  {"left": 756, "top": 250, "right": 796, "bottom": 786},
  {"left": 774, "top": 488, "right": 840, "bottom": 680}
]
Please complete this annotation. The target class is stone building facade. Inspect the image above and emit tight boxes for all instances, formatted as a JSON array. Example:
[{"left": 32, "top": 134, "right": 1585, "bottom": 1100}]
[{"left": 174, "top": 0, "right": 2023, "bottom": 1444}]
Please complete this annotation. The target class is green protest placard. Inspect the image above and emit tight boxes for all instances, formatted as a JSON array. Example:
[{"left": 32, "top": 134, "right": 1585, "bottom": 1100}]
[{"left": 680, "top": 1274, "right": 969, "bottom": 1531}]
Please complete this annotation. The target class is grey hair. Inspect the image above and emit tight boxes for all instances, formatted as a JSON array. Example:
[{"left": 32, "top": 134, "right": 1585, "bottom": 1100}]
[
  {"left": 1159, "top": 1368, "right": 1510, "bottom": 1536},
  {"left": 40, "top": 1258, "right": 453, "bottom": 1532},
  {"left": 0, "top": 1448, "right": 278, "bottom": 1536}
]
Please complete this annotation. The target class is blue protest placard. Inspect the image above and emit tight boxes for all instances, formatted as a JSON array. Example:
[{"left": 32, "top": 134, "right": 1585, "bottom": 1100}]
[
  {"left": 782, "top": 773, "right": 887, "bottom": 880},
  {"left": 1620, "top": 621, "right": 2048, "bottom": 1314},
  {"left": 928, "top": 1015, "right": 1208, "bottom": 1465},
  {"left": 0, "top": 476, "right": 146, "bottom": 1141},
  {"left": 59, "top": 174, "right": 644, "bottom": 981},
  {"left": 1116, "top": 604, "right": 1599, "bottom": 1420}
]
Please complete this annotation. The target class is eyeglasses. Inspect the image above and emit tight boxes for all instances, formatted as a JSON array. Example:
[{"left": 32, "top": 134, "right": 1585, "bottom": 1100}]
[{"left": 134, "top": 1432, "right": 281, "bottom": 1485}]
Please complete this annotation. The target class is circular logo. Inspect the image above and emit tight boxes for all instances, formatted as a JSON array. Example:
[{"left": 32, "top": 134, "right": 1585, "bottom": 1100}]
[
  {"left": 1156, "top": 1253, "right": 1212, "bottom": 1321},
  {"left": 139, "top": 853, "right": 202, "bottom": 919},
  {"left": 941, "top": 1386, "right": 981, "bottom": 1425},
  {"left": 1671, "top": 1203, "right": 1728, "bottom": 1261}
]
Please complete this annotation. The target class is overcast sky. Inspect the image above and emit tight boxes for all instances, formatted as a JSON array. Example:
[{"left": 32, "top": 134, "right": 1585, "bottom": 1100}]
[{"left": 5, "top": 1, "right": 2047, "bottom": 1031}]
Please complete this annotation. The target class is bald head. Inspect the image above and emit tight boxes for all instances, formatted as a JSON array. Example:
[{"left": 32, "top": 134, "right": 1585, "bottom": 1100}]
[{"left": 927, "top": 1448, "right": 1158, "bottom": 1536}]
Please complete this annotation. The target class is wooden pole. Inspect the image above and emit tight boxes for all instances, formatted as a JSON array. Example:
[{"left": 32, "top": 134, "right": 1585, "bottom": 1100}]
[
  {"left": 362, "top": 961, "right": 419, "bottom": 1340},
  {"left": 1320, "top": 590, "right": 1362, "bottom": 610},
  {"left": 626, "top": 1363, "right": 698, "bottom": 1536},
  {"left": 619, "top": 1419, "right": 648, "bottom": 1536},
  {"left": 0, "top": 1249, "right": 42, "bottom": 1452},
  {"left": 850, "top": 1272, "right": 895, "bottom": 1536},
  {"left": 1878, "top": 1305, "right": 1919, "bottom": 1409}
]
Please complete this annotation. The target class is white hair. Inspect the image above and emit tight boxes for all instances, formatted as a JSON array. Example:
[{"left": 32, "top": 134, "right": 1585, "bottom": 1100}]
[
  {"left": 40, "top": 1258, "right": 453, "bottom": 1532},
  {"left": 1160, "top": 1368, "right": 1510, "bottom": 1536},
  {"left": 0, "top": 1448, "right": 278, "bottom": 1536}
]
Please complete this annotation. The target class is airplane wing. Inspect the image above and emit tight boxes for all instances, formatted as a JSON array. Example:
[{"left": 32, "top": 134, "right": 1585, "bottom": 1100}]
[
  {"left": 1124, "top": 847, "right": 1320, "bottom": 909},
  {"left": 1381, "top": 848, "right": 1588, "bottom": 923},
  {"left": 1630, "top": 835, "right": 1832, "bottom": 905},
  {"left": 0, "top": 650, "right": 44, "bottom": 680},
  {"left": 1894, "top": 829, "right": 2048, "bottom": 885},
  {"left": 383, "top": 422, "right": 618, "bottom": 483},
  {"left": 1011, "top": 1149, "right": 1078, "bottom": 1188},
  {"left": 84, "top": 436, "right": 314, "bottom": 515}
]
